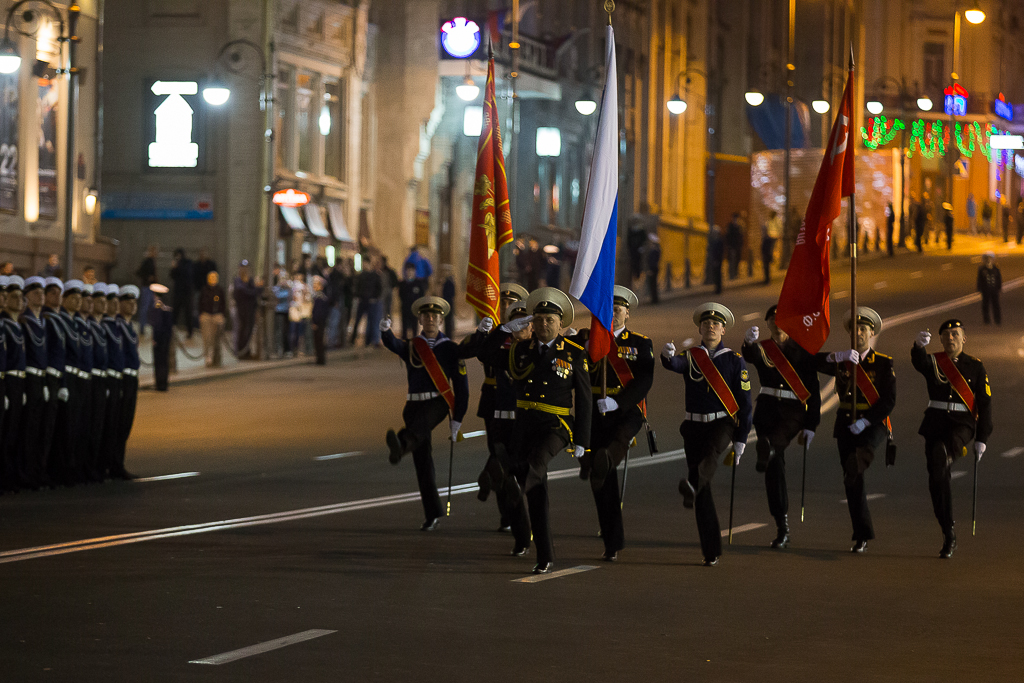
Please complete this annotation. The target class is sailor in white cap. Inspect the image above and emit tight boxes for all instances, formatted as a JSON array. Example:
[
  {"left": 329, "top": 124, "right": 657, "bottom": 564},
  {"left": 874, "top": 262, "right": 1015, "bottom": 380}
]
[
  {"left": 85, "top": 283, "right": 110, "bottom": 482},
  {"left": 66, "top": 279, "right": 95, "bottom": 483},
  {"left": 19, "top": 276, "right": 50, "bottom": 487},
  {"left": 662, "top": 301, "right": 752, "bottom": 566},
  {"left": 815, "top": 306, "right": 895, "bottom": 553},
  {"left": 98, "top": 284, "right": 125, "bottom": 480},
  {"left": 39, "top": 276, "right": 78, "bottom": 484},
  {"left": 1, "top": 275, "right": 26, "bottom": 490},
  {"left": 111, "top": 285, "right": 140, "bottom": 479},
  {"left": 380, "top": 295, "right": 471, "bottom": 530}
]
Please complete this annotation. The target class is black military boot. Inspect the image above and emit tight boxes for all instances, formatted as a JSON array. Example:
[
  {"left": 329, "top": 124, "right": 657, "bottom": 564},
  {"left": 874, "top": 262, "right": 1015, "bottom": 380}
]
[
  {"left": 589, "top": 448, "right": 611, "bottom": 492},
  {"left": 771, "top": 515, "right": 790, "bottom": 549},
  {"left": 939, "top": 526, "right": 957, "bottom": 559},
  {"left": 386, "top": 429, "right": 404, "bottom": 465},
  {"left": 755, "top": 439, "right": 774, "bottom": 473}
]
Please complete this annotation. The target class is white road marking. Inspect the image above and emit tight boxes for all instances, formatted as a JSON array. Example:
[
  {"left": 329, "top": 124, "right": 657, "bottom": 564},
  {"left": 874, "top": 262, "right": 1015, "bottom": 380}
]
[
  {"left": 513, "top": 565, "right": 599, "bottom": 583},
  {"left": 742, "top": 312, "right": 761, "bottom": 322},
  {"left": 1001, "top": 447, "right": 1024, "bottom": 458},
  {"left": 873, "top": 281, "right": 888, "bottom": 289},
  {"left": 720, "top": 522, "right": 767, "bottom": 537},
  {"left": 881, "top": 276, "right": 1024, "bottom": 329},
  {"left": 833, "top": 291, "right": 849, "bottom": 299},
  {"left": 133, "top": 472, "right": 200, "bottom": 483},
  {"left": 840, "top": 493, "right": 886, "bottom": 504},
  {"left": 462, "top": 430, "right": 487, "bottom": 439},
  {"left": 313, "top": 452, "right": 363, "bottom": 461},
  {"left": 951, "top": 472, "right": 967, "bottom": 480},
  {"left": 189, "top": 629, "right": 336, "bottom": 665},
  {"left": 910, "top": 271, "right": 924, "bottom": 279},
  {"left": 941, "top": 263, "right": 954, "bottom": 270}
]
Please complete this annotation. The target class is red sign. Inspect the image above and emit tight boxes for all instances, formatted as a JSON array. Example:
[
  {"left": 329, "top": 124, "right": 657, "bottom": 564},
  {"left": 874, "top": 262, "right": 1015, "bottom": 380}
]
[{"left": 272, "top": 189, "right": 311, "bottom": 207}]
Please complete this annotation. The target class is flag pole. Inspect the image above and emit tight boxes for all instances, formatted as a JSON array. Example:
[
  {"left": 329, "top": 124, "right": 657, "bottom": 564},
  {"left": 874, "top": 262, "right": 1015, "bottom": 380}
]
[{"left": 848, "top": 44, "right": 859, "bottom": 424}]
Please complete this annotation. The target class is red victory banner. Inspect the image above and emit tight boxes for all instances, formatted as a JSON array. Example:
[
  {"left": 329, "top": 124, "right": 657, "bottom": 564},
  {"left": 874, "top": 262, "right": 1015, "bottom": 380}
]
[
  {"left": 466, "top": 58, "right": 513, "bottom": 322},
  {"left": 775, "top": 63, "right": 856, "bottom": 354}
]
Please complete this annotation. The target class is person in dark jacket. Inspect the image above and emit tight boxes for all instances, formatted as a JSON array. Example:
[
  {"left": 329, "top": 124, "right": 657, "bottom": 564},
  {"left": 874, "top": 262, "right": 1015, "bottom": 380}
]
[
  {"left": 232, "top": 260, "right": 261, "bottom": 358},
  {"left": 350, "top": 256, "right": 384, "bottom": 347},
  {"left": 976, "top": 252, "right": 1002, "bottom": 325},
  {"left": 149, "top": 284, "right": 174, "bottom": 391},
  {"left": 398, "top": 264, "right": 427, "bottom": 339},
  {"left": 169, "top": 248, "right": 195, "bottom": 338},
  {"left": 310, "top": 276, "right": 330, "bottom": 365},
  {"left": 441, "top": 267, "right": 457, "bottom": 339},
  {"left": 136, "top": 246, "right": 158, "bottom": 337},
  {"left": 199, "top": 271, "right": 227, "bottom": 367},
  {"left": 725, "top": 212, "right": 745, "bottom": 279}
]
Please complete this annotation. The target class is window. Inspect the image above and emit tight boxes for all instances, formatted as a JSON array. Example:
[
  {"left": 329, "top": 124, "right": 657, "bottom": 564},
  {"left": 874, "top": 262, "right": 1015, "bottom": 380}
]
[
  {"left": 296, "top": 71, "right": 317, "bottom": 173},
  {"left": 924, "top": 42, "right": 945, "bottom": 93},
  {"left": 322, "top": 79, "right": 346, "bottom": 180},
  {"left": 275, "top": 66, "right": 295, "bottom": 171}
]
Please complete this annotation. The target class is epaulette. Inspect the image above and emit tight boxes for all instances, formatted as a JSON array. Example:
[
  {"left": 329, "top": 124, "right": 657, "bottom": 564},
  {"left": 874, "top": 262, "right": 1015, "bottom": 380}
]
[
  {"left": 564, "top": 338, "right": 585, "bottom": 351},
  {"left": 873, "top": 352, "right": 892, "bottom": 361},
  {"left": 629, "top": 331, "right": 649, "bottom": 340}
]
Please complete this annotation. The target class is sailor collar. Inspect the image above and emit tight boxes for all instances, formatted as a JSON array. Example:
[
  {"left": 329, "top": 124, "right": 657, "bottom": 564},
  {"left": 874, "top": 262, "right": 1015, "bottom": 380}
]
[{"left": 699, "top": 343, "right": 732, "bottom": 358}]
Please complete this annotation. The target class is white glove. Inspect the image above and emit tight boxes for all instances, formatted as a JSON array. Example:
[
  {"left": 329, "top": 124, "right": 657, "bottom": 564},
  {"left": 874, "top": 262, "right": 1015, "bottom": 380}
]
[
  {"left": 799, "top": 429, "right": 815, "bottom": 448},
  {"left": 849, "top": 418, "right": 869, "bottom": 435},
  {"left": 662, "top": 342, "right": 676, "bottom": 358},
  {"left": 105, "top": 388, "right": 110, "bottom": 398},
  {"left": 57, "top": 388, "right": 69, "bottom": 402},
  {"left": 378, "top": 317, "right": 391, "bottom": 332},
  {"left": 915, "top": 330, "right": 931, "bottom": 348},
  {"left": 732, "top": 441, "right": 745, "bottom": 465},
  {"left": 450, "top": 421, "right": 461, "bottom": 442},
  {"left": 975, "top": 442, "right": 986, "bottom": 461},
  {"left": 573, "top": 445, "right": 585, "bottom": 459},
  {"left": 43, "top": 386, "right": 50, "bottom": 402},
  {"left": 597, "top": 397, "right": 619, "bottom": 414},
  {"left": 3, "top": 395, "right": 7, "bottom": 410},
  {"left": 501, "top": 315, "right": 533, "bottom": 333},
  {"left": 745, "top": 326, "right": 760, "bottom": 344},
  {"left": 477, "top": 317, "right": 493, "bottom": 333},
  {"left": 829, "top": 349, "right": 860, "bottom": 364},
  {"left": 565, "top": 327, "right": 578, "bottom": 336},
  {"left": 23, "top": 392, "right": 27, "bottom": 406}
]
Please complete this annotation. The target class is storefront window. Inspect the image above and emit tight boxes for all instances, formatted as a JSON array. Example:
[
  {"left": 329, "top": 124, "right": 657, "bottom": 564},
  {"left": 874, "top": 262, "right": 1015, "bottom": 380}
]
[
  {"left": 323, "top": 79, "right": 346, "bottom": 180},
  {"left": 296, "top": 71, "right": 316, "bottom": 173}
]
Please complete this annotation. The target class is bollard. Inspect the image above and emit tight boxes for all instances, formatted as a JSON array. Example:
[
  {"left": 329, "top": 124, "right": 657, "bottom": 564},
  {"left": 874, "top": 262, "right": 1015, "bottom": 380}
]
[
  {"left": 684, "top": 259, "right": 691, "bottom": 289},
  {"left": 665, "top": 262, "right": 673, "bottom": 292}
]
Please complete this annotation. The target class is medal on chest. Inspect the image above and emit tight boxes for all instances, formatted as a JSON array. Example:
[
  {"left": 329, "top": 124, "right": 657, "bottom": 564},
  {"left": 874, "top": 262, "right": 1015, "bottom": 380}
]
[{"left": 553, "top": 357, "right": 572, "bottom": 379}]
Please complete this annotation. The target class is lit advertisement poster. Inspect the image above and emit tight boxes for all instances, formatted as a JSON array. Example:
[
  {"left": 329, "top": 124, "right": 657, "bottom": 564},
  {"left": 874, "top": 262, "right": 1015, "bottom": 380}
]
[
  {"left": 38, "top": 76, "right": 59, "bottom": 220},
  {"left": 0, "top": 71, "right": 18, "bottom": 214}
]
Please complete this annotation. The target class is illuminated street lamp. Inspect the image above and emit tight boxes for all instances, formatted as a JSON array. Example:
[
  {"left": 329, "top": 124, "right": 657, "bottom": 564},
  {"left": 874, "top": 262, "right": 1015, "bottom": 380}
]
[
  {"left": 964, "top": 1, "right": 985, "bottom": 24},
  {"left": 455, "top": 76, "right": 479, "bottom": 102},
  {"left": 666, "top": 95, "right": 686, "bottom": 115},
  {"left": 917, "top": 96, "right": 933, "bottom": 111},
  {"left": 574, "top": 99, "right": 597, "bottom": 116},
  {"left": 202, "top": 80, "right": 231, "bottom": 106},
  {"left": 811, "top": 99, "right": 830, "bottom": 114},
  {"left": 866, "top": 100, "right": 884, "bottom": 115},
  {"left": 744, "top": 89, "right": 764, "bottom": 107}
]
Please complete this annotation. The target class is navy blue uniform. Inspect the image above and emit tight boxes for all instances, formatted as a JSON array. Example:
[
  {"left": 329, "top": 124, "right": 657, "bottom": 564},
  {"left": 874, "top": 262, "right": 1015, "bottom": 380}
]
[
  {"left": 662, "top": 343, "right": 752, "bottom": 561},
  {"left": 115, "top": 315, "right": 140, "bottom": 477},
  {"left": 150, "top": 303, "right": 174, "bottom": 391},
  {"left": 382, "top": 328, "right": 470, "bottom": 523},
  {"left": 43, "top": 306, "right": 80, "bottom": 484},
  {"left": 73, "top": 311, "right": 94, "bottom": 481},
  {"left": 101, "top": 315, "right": 125, "bottom": 478},
  {"left": 87, "top": 315, "right": 109, "bottom": 480},
  {"left": 20, "top": 310, "right": 49, "bottom": 486},
  {"left": 1, "top": 312, "right": 26, "bottom": 490}
]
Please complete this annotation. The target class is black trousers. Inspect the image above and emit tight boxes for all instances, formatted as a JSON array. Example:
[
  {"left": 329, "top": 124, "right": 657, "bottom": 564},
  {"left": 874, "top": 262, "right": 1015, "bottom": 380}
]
[
  {"left": 1, "top": 375, "right": 24, "bottom": 490},
  {"left": 236, "top": 305, "right": 256, "bottom": 355},
  {"left": 101, "top": 376, "right": 123, "bottom": 477},
  {"left": 681, "top": 419, "right": 734, "bottom": 560},
  {"left": 173, "top": 293, "right": 195, "bottom": 336},
  {"left": 47, "top": 378, "right": 80, "bottom": 485},
  {"left": 981, "top": 290, "right": 1001, "bottom": 324},
  {"left": 510, "top": 412, "right": 571, "bottom": 564},
  {"left": 753, "top": 399, "right": 805, "bottom": 522},
  {"left": 20, "top": 374, "right": 48, "bottom": 487},
  {"left": 398, "top": 397, "right": 449, "bottom": 521},
  {"left": 923, "top": 423, "right": 975, "bottom": 532},
  {"left": 70, "top": 376, "right": 91, "bottom": 481},
  {"left": 87, "top": 375, "right": 108, "bottom": 481},
  {"left": 115, "top": 376, "right": 139, "bottom": 475},
  {"left": 349, "top": 300, "right": 372, "bottom": 345},
  {"left": 313, "top": 326, "right": 326, "bottom": 365},
  {"left": 40, "top": 374, "right": 60, "bottom": 477},
  {"left": 483, "top": 417, "right": 513, "bottom": 529},
  {"left": 591, "top": 407, "right": 644, "bottom": 554},
  {"left": 836, "top": 424, "right": 887, "bottom": 542}
]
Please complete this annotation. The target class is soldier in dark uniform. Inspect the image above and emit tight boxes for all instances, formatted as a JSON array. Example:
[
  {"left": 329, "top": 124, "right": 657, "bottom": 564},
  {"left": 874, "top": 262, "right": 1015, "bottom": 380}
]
[
  {"left": 0, "top": 276, "right": 8, "bottom": 490},
  {"left": 741, "top": 305, "right": 822, "bottom": 548},
  {"left": 73, "top": 282, "right": 96, "bottom": 483},
  {"left": 910, "top": 319, "right": 992, "bottom": 558},
  {"left": 20, "top": 276, "right": 50, "bottom": 488},
  {"left": 149, "top": 284, "right": 174, "bottom": 391},
  {"left": 1, "top": 276, "right": 25, "bottom": 492},
  {"left": 662, "top": 303, "right": 752, "bottom": 566},
  {"left": 40, "top": 277, "right": 69, "bottom": 483},
  {"left": 487, "top": 287, "right": 592, "bottom": 574},
  {"left": 101, "top": 284, "right": 125, "bottom": 480},
  {"left": 575, "top": 286, "right": 654, "bottom": 562},
  {"left": 114, "top": 285, "right": 140, "bottom": 479},
  {"left": 472, "top": 282, "right": 528, "bottom": 531},
  {"left": 54, "top": 280, "right": 88, "bottom": 485},
  {"left": 380, "top": 296, "right": 470, "bottom": 531},
  {"left": 87, "top": 284, "right": 110, "bottom": 482},
  {"left": 816, "top": 307, "right": 896, "bottom": 553}
]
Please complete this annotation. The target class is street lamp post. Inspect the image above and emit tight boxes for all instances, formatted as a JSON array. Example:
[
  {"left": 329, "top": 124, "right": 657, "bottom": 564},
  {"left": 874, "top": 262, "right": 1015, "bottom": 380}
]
[
  {"left": 0, "top": 1, "right": 81, "bottom": 278},
  {"left": 666, "top": 68, "right": 712, "bottom": 224},
  {"left": 948, "top": 2, "right": 985, "bottom": 211}
]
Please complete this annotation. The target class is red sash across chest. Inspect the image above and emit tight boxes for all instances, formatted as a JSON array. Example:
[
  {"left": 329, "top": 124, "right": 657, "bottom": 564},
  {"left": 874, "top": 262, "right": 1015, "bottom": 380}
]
[
  {"left": 412, "top": 337, "right": 454, "bottom": 412},
  {"left": 759, "top": 339, "right": 811, "bottom": 404},
  {"left": 689, "top": 346, "right": 739, "bottom": 417}
]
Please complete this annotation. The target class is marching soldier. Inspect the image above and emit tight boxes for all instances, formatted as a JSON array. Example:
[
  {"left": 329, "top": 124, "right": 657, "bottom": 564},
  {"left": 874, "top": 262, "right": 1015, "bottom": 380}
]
[
  {"left": 816, "top": 307, "right": 895, "bottom": 553},
  {"left": 741, "top": 305, "right": 821, "bottom": 548},
  {"left": 1, "top": 276, "right": 25, "bottom": 491},
  {"left": 42, "top": 277, "right": 79, "bottom": 485},
  {"left": 472, "top": 282, "right": 529, "bottom": 531},
  {"left": 911, "top": 320, "right": 992, "bottom": 558},
  {"left": 20, "top": 276, "right": 49, "bottom": 488},
  {"left": 577, "top": 285, "right": 654, "bottom": 562},
  {"left": 380, "top": 296, "right": 471, "bottom": 531},
  {"left": 489, "top": 287, "right": 592, "bottom": 574},
  {"left": 662, "top": 303, "right": 752, "bottom": 566},
  {"left": 87, "top": 284, "right": 110, "bottom": 482},
  {"left": 101, "top": 284, "right": 125, "bottom": 480},
  {"left": 73, "top": 282, "right": 96, "bottom": 483},
  {"left": 114, "top": 285, "right": 140, "bottom": 479}
]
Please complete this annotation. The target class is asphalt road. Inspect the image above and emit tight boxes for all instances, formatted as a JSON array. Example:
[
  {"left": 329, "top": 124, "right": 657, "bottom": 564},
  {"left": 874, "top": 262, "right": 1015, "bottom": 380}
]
[{"left": 2, "top": 242, "right": 1023, "bottom": 682}]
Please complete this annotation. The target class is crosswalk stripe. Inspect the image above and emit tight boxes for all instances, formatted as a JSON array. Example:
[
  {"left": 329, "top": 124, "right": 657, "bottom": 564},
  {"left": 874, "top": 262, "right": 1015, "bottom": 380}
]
[{"left": 513, "top": 565, "right": 599, "bottom": 583}]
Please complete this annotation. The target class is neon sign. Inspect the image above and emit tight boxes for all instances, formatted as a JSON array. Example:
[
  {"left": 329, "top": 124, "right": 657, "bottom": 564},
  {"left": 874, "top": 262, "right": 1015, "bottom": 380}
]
[
  {"left": 943, "top": 83, "right": 968, "bottom": 117},
  {"left": 441, "top": 17, "right": 481, "bottom": 58},
  {"left": 995, "top": 93, "right": 1013, "bottom": 122}
]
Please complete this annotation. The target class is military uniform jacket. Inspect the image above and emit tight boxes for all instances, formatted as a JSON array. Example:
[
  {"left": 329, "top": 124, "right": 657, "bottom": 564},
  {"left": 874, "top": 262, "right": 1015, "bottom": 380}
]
[
  {"left": 816, "top": 349, "right": 896, "bottom": 438},
  {"left": 381, "top": 328, "right": 470, "bottom": 423},
  {"left": 42, "top": 306, "right": 73, "bottom": 387},
  {"left": 103, "top": 316, "right": 125, "bottom": 374},
  {"left": 498, "top": 333, "right": 593, "bottom": 449},
  {"left": 2, "top": 312, "right": 25, "bottom": 372},
  {"left": 662, "top": 343, "right": 753, "bottom": 443},
  {"left": 466, "top": 329, "right": 520, "bottom": 419},
  {"left": 742, "top": 338, "right": 821, "bottom": 431},
  {"left": 588, "top": 328, "right": 654, "bottom": 411},
  {"left": 21, "top": 311, "right": 47, "bottom": 372},
  {"left": 73, "top": 313, "right": 94, "bottom": 376},
  {"left": 910, "top": 344, "right": 992, "bottom": 443},
  {"left": 89, "top": 317, "right": 108, "bottom": 376},
  {"left": 118, "top": 316, "right": 140, "bottom": 372}
]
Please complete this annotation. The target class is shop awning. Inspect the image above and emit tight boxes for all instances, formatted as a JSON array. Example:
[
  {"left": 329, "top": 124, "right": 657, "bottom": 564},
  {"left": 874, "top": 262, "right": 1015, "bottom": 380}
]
[
  {"left": 327, "top": 202, "right": 355, "bottom": 242},
  {"left": 280, "top": 206, "right": 305, "bottom": 230},
  {"left": 304, "top": 203, "right": 331, "bottom": 238}
]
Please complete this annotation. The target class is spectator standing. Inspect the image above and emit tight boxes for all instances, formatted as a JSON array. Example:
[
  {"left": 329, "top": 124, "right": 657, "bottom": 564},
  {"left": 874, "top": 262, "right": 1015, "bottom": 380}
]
[
  {"left": 645, "top": 234, "right": 662, "bottom": 303},
  {"left": 40, "top": 253, "right": 61, "bottom": 277},
  {"left": 169, "top": 248, "right": 195, "bottom": 338},
  {"left": 82, "top": 265, "right": 97, "bottom": 285},
  {"left": 981, "top": 199, "right": 993, "bottom": 236},
  {"left": 273, "top": 271, "right": 292, "bottom": 356},
  {"left": 198, "top": 271, "right": 227, "bottom": 367},
  {"left": 325, "top": 261, "right": 348, "bottom": 348},
  {"left": 311, "top": 276, "right": 330, "bottom": 365},
  {"left": 380, "top": 256, "right": 398, "bottom": 321},
  {"left": 966, "top": 193, "right": 977, "bottom": 235},
  {"left": 232, "top": 260, "right": 261, "bottom": 359},
  {"left": 398, "top": 264, "right": 427, "bottom": 339},
  {"left": 885, "top": 202, "right": 896, "bottom": 256},
  {"left": 403, "top": 246, "right": 433, "bottom": 282},
  {"left": 725, "top": 212, "right": 744, "bottom": 279},
  {"left": 350, "top": 256, "right": 383, "bottom": 346},
  {"left": 707, "top": 225, "right": 725, "bottom": 294},
  {"left": 913, "top": 198, "right": 927, "bottom": 252},
  {"left": 1002, "top": 199, "right": 1011, "bottom": 243},
  {"left": 761, "top": 210, "right": 782, "bottom": 284},
  {"left": 148, "top": 284, "right": 173, "bottom": 391},
  {"left": 289, "top": 276, "right": 311, "bottom": 355},
  {"left": 440, "top": 266, "right": 456, "bottom": 339},
  {"left": 0, "top": 261, "right": 13, "bottom": 275},
  {"left": 977, "top": 252, "right": 1002, "bottom": 325},
  {"left": 942, "top": 202, "right": 954, "bottom": 250},
  {"left": 136, "top": 246, "right": 158, "bottom": 337},
  {"left": 543, "top": 245, "right": 561, "bottom": 288},
  {"left": 194, "top": 250, "right": 218, "bottom": 292}
]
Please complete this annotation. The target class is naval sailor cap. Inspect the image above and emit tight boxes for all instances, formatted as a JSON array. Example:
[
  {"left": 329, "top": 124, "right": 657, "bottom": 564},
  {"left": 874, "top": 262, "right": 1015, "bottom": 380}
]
[
  {"left": 692, "top": 302, "right": 735, "bottom": 328},
  {"left": 119, "top": 284, "right": 141, "bottom": 300},
  {"left": 0, "top": 275, "right": 7, "bottom": 290},
  {"left": 105, "top": 284, "right": 120, "bottom": 298},
  {"left": 6, "top": 274, "right": 24, "bottom": 291},
  {"left": 44, "top": 276, "right": 63, "bottom": 292},
  {"left": 63, "top": 279, "right": 85, "bottom": 294},
  {"left": 91, "top": 282, "right": 108, "bottom": 296},
  {"left": 525, "top": 287, "right": 575, "bottom": 328},
  {"left": 23, "top": 275, "right": 45, "bottom": 293}
]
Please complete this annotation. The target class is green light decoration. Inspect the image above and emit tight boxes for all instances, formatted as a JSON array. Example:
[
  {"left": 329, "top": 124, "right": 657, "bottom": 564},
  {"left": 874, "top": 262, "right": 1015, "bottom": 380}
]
[
  {"left": 954, "top": 121, "right": 996, "bottom": 161},
  {"left": 860, "top": 116, "right": 904, "bottom": 150},
  {"left": 859, "top": 117, "right": 1014, "bottom": 167},
  {"left": 907, "top": 119, "right": 947, "bottom": 159}
]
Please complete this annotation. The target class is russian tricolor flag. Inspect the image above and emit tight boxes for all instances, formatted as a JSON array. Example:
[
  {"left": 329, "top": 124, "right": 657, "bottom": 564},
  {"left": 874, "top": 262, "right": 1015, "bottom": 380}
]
[{"left": 570, "top": 24, "right": 618, "bottom": 362}]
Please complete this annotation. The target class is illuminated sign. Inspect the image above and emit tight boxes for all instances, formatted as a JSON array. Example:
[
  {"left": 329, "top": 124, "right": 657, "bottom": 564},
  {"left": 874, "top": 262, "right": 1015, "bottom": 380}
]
[
  {"left": 148, "top": 81, "right": 200, "bottom": 168},
  {"left": 995, "top": 93, "right": 1013, "bottom": 121},
  {"left": 272, "top": 188, "right": 311, "bottom": 207},
  {"left": 441, "top": 17, "right": 481, "bottom": 58},
  {"left": 943, "top": 83, "right": 968, "bottom": 117},
  {"left": 1015, "top": 154, "right": 1024, "bottom": 178},
  {"left": 990, "top": 134, "right": 1024, "bottom": 150}
]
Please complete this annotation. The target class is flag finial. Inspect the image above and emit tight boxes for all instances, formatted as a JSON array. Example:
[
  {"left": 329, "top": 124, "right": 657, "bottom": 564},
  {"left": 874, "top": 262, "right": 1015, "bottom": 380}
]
[{"left": 605, "top": 0, "right": 615, "bottom": 25}]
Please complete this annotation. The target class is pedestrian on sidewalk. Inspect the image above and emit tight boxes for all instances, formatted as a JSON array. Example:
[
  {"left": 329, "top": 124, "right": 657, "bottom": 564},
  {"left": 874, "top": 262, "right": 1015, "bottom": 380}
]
[
  {"left": 942, "top": 202, "right": 954, "bottom": 250},
  {"left": 913, "top": 199, "right": 927, "bottom": 252},
  {"left": 725, "top": 212, "right": 744, "bottom": 279},
  {"left": 707, "top": 225, "right": 725, "bottom": 294},
  {"left": 169, "top": 248, "right": 195, "bottom": 339},
  {"left": 885, "top": 202, "right": 896, "bottom": 256},
  {"left": 981, "top": 200, "right": 993, "bottom": 236},
  {"left": 199, "top": 271, "right": 226, "bottom": 367},
  {"left": 761, "top": 210, "right": 782, "bottom": 284},
  {"left": 977, "top": 252, "right": 1002, "bottom": 325},
  {"left": 1001, "top": 200, "right": 1011, "bottom": 243},
  {"left": 149, "top": 284, "right": 173, "bottom": 391},
  {"left": 966, "top": 193, "right": 977, "bottom": 235},
  {"left": 350, "top": 255, "right": 384, "bottom": 347},
  {"left": 645, "top": 234, "right": 661, "bottom": 303},
  {"left": 311, "top": 276, "right": 329, "bottom": 365},
  {"left": 232, "top": 260, "right": 261, "bottom": 359}
]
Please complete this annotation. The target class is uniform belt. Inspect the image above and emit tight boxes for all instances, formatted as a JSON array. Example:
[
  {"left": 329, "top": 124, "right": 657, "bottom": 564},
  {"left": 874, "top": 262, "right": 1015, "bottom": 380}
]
[
  {"left": 838, "top": 402, "right": 871, "bottom": 411},
  {"left": 493, "top": 410, "right": 515, "bottom": 419},
  {"left": 8, "top": 370, "right": 25, "bottom": 378},
  {"left": 78, "top": 370, "right": 91, "bottom": 380},
  {"left": 684, "top": 410, "right": 729, "bottom": 423},
  {"left": 928, "top": 400, "right": 969, "bottom": 413},
  {"left": 107, "top": 370, "right": 123, "bottom": 379},
  {"left": 590, "top": 386, "right": 621, "bottom": 395},
  {"left": 407, "top": 391, "right": 439, "bottom": 401},
  {"left": 482, "top": 378, "right": 497, "bottom": 386},
  {"left": 124, "top": 368, "right": 139, "bottom": 377},
  {"left": 65, "top": 364, "right": 76, "bottom": 374},
  {"left": 759, "top": 387, "right": 798, "bottom": 401},
  {"left": 46, "top": 367, "right": 62, "bottom": 378},
  {"left": 516, "top": 400, "right": 571, "bottom": 416},
  {"left": 26, "top": 366, "right": 45, "bottom": 377},
  {"left": 91, "top": 369, "right": 104, "bottom": 377}
]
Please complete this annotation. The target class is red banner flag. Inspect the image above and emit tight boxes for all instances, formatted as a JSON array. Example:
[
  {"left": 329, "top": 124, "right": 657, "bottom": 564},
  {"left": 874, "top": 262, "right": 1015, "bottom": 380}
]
[
  {"left": 466, "top": 58, "right": 513, "bottom": 322},
  {"left": 775, "top": 66, "right": 856, "bottom": 354}
]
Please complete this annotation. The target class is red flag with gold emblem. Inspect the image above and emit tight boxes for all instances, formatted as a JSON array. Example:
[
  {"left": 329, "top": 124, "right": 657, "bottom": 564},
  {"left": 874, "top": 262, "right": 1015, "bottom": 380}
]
[{"left": 466, "top": 58, "right": 513, "bottom": 322}]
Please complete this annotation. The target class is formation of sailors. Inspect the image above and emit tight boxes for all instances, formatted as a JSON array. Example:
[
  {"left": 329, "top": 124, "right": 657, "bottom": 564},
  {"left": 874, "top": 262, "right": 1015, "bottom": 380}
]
[
  {"left": 0, "top": 275, "right": 141, "bottom": 492},
  {"left": 380, "top": 286, "right": 992, "bottom": 573}
]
